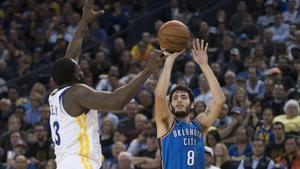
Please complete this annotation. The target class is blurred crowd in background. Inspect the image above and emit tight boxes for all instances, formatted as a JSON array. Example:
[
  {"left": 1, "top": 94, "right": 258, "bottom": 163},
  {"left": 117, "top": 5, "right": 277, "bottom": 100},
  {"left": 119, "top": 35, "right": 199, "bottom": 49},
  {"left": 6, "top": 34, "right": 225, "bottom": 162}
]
[{"left": 0, "top": 0, "right": 300, "bottom": 169}]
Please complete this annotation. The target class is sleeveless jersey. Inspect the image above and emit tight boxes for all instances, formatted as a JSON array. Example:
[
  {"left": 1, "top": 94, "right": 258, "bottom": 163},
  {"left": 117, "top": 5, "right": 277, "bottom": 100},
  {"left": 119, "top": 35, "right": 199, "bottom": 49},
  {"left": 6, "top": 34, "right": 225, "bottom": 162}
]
[
  {"left": 158, "top": 119, "right": 205, "bottom": 169},
  {"left": 49, "top": 86, "right": 101, "bottom": 169}
]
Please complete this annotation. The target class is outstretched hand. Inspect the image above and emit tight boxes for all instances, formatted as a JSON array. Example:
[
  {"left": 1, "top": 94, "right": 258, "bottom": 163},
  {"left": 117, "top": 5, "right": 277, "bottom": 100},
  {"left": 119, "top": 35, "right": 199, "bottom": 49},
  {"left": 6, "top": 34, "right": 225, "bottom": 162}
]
[
  {"left": 192, "top": 39, "right": 208, "bottom": 65},
  {"left": 82, "top": 0, "right": 104, "bottom": 23},
  {"left": 144, "top": 50, "right": 165, "bottom": 72}
]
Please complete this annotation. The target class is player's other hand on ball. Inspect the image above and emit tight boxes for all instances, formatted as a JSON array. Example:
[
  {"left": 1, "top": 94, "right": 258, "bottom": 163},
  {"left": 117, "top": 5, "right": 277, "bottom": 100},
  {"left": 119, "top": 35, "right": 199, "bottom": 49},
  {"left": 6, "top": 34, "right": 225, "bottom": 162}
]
[
  {"left": 145, "top": 50, "right": 164, "bottom": 72},
  {"left": 163, "top": 49, "right": 185, "bottom": 61},
  {"left": 192, "top": 39, "right": 208, "bottom": 65},
  {"left": 82, "top": 0, "right": 104, "bottom": 23}
]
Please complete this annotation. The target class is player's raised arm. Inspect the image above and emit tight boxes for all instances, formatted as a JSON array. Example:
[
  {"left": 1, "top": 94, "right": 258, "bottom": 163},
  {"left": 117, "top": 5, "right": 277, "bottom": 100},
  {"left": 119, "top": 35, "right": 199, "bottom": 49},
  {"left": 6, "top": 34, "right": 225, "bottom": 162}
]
[
  {"left": 193, "top": 39, "right": 225, "bottom": 131},
  {"left": 155, "top": 50, "right": 184, "bottom": 138},
  {"left": 64, "top": 0, "right": 104, "bottom": 62},
  {"left": 68, "top": 50, "right": 164, "bottom": 114}
]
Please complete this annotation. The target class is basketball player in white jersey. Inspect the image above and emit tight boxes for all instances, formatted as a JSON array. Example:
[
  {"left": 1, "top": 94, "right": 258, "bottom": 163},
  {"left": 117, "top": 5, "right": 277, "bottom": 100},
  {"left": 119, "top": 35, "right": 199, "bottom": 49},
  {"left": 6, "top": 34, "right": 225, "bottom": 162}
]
[{"left": 48, "top": 0, "right": 164, "bottom": 169}]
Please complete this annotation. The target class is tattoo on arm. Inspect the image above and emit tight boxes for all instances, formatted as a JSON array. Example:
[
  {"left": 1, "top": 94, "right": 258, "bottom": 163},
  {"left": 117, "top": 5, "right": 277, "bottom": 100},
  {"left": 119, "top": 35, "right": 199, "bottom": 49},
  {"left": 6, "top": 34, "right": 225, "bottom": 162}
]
[{"left": 204, "top": 109, "right": 210, "bottom": 117}]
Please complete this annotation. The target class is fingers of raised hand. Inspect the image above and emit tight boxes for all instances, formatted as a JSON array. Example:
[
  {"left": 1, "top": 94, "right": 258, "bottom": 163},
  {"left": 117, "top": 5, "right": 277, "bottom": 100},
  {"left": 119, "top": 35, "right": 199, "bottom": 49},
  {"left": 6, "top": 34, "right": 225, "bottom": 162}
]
[
  {"left": 84, "top": 0, "right": 94, "bottom": 8},
  {"left": 192, "top": 39, "right": 208, "bottom": 51}
]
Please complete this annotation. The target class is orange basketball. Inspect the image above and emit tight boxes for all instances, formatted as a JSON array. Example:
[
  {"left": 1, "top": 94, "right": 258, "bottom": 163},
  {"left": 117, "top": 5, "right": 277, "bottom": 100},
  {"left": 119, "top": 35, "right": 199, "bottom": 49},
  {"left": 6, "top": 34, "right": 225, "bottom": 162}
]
[{"left": 158, "top": 20, "right": 190, "bottom": 53}]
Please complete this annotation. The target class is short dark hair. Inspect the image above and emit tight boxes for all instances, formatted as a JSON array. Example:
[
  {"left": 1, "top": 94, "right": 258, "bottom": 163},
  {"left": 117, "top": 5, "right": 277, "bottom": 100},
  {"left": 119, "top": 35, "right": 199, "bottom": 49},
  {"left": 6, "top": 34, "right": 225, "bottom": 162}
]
[
  {"left": 169, "top": 85, "right": 194, "bottom": 103},
  {"left": 252, "top": 138, "right": 265, "bottom": 146},
  {"left": 272, "top": 121, "right": 285, "bottom": 130},
  {"left": 205, "top": 129, "right": 221, "bottom": 146},
  {"left": 284, "top": 135, "right": 298, "bottom": 144},
  {"left": 51, "top": 58, "right": 77, "bottom": 86}
]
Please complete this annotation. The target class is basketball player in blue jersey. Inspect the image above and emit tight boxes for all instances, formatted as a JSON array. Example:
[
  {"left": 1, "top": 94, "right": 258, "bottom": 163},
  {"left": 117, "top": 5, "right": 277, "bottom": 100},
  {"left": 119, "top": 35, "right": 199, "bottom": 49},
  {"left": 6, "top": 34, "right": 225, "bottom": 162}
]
[
  {"left": 48, "top": 0, "right": 164, "bottom": 169},
  {"left": 155, "top": 39, "right": 225, "bottom": 169}
]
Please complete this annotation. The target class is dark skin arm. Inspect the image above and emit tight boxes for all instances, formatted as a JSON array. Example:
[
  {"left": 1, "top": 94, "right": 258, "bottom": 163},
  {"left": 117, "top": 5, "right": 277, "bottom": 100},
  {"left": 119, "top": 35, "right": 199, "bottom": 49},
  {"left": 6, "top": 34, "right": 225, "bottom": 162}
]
[
  {"left": 61, "top": 0, "right": 164, "bottom": 116},
  {"left": 64, "top": 50, "right": 163, "bottom": 117},
  {"left": 64, "top": 0, "right": 104, "bottom": 62}
]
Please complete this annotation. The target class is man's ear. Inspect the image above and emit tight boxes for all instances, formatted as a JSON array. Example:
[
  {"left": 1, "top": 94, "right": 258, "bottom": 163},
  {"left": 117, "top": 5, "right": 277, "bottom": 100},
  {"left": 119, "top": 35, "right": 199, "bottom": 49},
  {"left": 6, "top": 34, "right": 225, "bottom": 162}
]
[
  {"left": 74, "top": 72, "right": 81, "bottom": 81},
  {"left": 191, "top": 103, "right": 194, "bottom": 109},
  {"left": 167, "top": 98, "right": 172, "bottom": 109}
]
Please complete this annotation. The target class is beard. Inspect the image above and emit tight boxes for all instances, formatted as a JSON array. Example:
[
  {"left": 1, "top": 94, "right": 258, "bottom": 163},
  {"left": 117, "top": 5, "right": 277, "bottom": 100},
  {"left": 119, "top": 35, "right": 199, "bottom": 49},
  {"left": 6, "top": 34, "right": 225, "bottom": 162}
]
[{"left": 170, "top": 105, "right": 191, "bottom": 118}]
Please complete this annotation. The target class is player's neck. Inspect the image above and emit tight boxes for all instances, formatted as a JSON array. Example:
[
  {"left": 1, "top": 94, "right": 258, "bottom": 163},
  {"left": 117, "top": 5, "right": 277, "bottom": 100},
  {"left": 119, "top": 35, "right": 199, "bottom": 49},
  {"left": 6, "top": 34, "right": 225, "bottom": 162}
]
[{"left": 175, "top": 115, "right": 191, "bottom": 123}]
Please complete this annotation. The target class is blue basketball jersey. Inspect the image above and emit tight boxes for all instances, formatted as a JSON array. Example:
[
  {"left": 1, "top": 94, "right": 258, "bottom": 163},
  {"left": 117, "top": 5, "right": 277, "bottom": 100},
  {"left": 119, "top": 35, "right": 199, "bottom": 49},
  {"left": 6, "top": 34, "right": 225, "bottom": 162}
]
[{"left": 158, "top": 119, "right": 205, "bottom": 169}]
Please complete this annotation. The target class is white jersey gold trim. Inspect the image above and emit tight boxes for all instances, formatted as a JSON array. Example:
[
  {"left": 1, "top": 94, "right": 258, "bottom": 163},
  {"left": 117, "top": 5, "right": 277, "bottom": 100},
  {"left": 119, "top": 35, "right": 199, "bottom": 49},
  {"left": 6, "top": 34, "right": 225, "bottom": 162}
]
[{"left": 49, "top": 86, "right": 101, "bottom": 169}]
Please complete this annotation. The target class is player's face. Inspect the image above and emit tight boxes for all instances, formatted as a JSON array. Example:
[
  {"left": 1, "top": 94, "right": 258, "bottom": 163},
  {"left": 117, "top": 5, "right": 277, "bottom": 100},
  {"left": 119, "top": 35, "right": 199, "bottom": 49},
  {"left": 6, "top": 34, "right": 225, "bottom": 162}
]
[{"left": 170, "top": 90, "right": 192, "bottom": 118}]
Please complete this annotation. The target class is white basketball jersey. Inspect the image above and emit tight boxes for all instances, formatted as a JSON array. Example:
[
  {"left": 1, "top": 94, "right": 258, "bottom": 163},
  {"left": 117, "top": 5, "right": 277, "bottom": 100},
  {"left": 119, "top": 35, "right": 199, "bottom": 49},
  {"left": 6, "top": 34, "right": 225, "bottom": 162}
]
[{"left": 49, "top": 86, "right": 102, "bottom": 169}]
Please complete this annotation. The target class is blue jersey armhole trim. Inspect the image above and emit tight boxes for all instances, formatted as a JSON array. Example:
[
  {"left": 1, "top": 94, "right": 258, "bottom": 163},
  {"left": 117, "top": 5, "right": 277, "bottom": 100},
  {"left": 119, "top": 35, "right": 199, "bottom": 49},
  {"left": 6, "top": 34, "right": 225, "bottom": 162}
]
[
  {"left": 192, "top": 119, "right": 203, "bottom": 132},
  {"left": 58, "top": 86, "right": 73, "bottom": 116},
  {"left": 159, "top": 119, "right": 176, "bottom": 140},
  {"left": 59, "top": 87, "right": 71, "bottom": 103}
]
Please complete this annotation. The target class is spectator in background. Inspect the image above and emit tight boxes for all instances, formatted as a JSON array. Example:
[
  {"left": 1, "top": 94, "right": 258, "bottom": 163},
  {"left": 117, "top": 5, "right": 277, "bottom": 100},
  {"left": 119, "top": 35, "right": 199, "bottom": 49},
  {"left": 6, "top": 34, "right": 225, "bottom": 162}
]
[
  {"left": 228, "top": 126, "right": 252, "bottom": 161},
  {"left": 224, "top": 48, "right": 244, "bottom": 73},
  {"left": 192, "top": 101, "right": 206, "bottom": 118},
  {"left": 103, "top": 141, "right": 126, "bottom": 169},
  {"left": 214, "top": 143, "right": 229, "bottom": 168},
  {"left": 219, "top": 107, "right": 243, "bottom": 144},
  {"left": 5, "top": 131, "right": 23, "bottom": 162},
  {"left": 255, "top": 108, "right": 275, "bottom": 145},
  {"left": 237, "top": 139, "right": 275, "bottom": 169},
  {"left": 131, "top": 32, "right": 154, "bottom": 62},
  {"left": 282, "top": 0, "right": 299, "bottom": 25},
  {"left": 273, "top": 99, "right": 300, "bottom": 133},
  {"left": 269, "top": 42, "right": 288, "bottom": 67},
  {"left": 237, "top": 34, "right": 252, "bottom": 59},
  {"left": 204, "top": 146, "right": 220, "bottom": 169},
  {"left": 262, "top": 28, "right": 275, "bottom": 58},
  {"left": 215, "top": 142, "right": 241, "bottom": 168},
  {"left": 110, "top": 38, "right": 126, "bottom": 64},
  {"left": 136, "top": 131, "right": 157, "bottom": 159},
  {"left": 130, "top": 41, "right": 152, "bottom": 62},
  {"left": 238, "top": 15, "right": 259, "bottom": 44},
  {"left": 232, "top": 87, "right": 251, "bottom": 116},
  {"left": 223, "top": 70, "right": 237, "bottom": 97},
  {"left": 266, "top": 121, "right": 285, "bottom": 160},
  {"left": 198, "top": 21, "right": 210, "bottom": 42},
  {"left": 0, "top": 98, "right": 13, "bottom": 131},
  {"left": 256, "top": 2, "right": 275, "bottom": 30},
  {"left": 8, "top": 154, "right": 35, "bottom": 169},
  {"left": 116, "top": 151, "right": 134, "bottom": 169},
  {"left": 210, "top": 63, "right": 225, "bottom": 86},
  {"left": 270, "top": 12, "right": 290, "bottom": 42},
  {"left": 288, "top": 30, "right": 300, "bottom": 60},
  {"left": 136, "top": 90, "right": 153, "bottom": 119},
  {"left": 101, "top": 119, "right": 115, "bottom": 149},
  {"left": 24, "top": 92, "right": 43, "bottom": 126},
  {"left": 28, "top": 124, "right": 50, "bottom": 165},
  {"left": 245, "top": 67, "right": 265, "bottom": 100},
  {"left": 276, "top": 135, "right": 300, "bottom": 168},
  {"left": 194, "top": 74, "right": 213, "bottom": 105},
  {"left": 214, "top": 104, "right": 232, "bottom": 129},
  {"left": 117, "top": 101, "right": 139, "bottom": 136},
  {"left": 126, "top": 114, "right": 148, "bottom": 143},
  {"left": 263, "top": 78, "right": 274, "bottom": 105},
  {"left": 96, "top": 65, "right": 120, "bottom": 92},
  {"left": 178, "top": 61, "right": 198, "bottom": 90},
  {"left": 264, "top": 83, "right": 285, "bottom": 115},
  {"left": 0, "top": 115, "right": 23, "bottom": 156},
  {"left": 230, "top": 1, "right": 249, "bottom": 34},
  {"left": 206, "top": 129, "right": 221, "bottom": 148}
]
